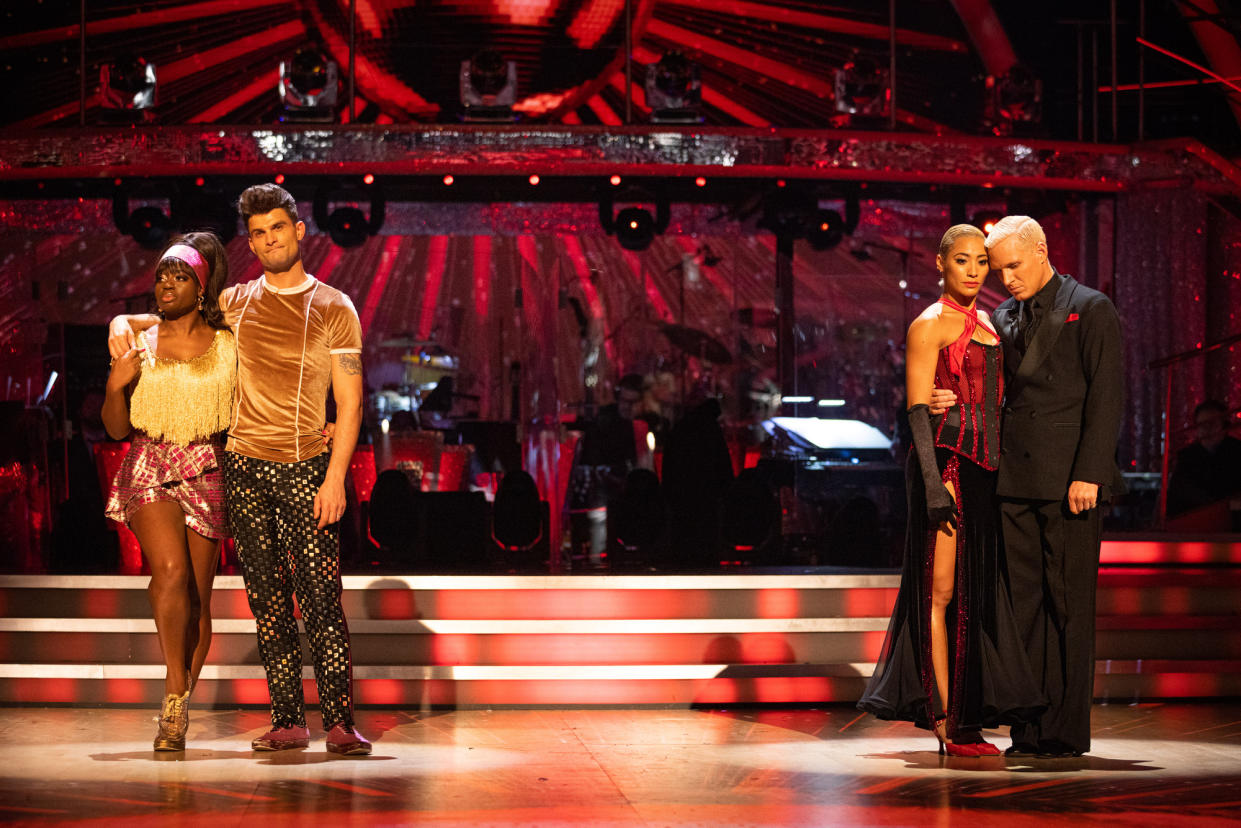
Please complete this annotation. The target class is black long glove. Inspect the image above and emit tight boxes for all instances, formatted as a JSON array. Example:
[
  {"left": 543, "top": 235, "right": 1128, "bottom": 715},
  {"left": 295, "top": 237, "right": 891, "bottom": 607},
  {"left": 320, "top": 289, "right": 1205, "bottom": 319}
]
[{"left": 908, "top": 404, "right": 958, "bottom": 528}]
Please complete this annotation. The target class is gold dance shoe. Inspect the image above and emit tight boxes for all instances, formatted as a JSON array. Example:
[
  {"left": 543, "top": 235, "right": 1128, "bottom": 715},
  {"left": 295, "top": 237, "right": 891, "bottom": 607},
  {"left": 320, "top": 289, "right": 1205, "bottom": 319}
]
[{"left": 153, "top": 689, "right": 190, "bottom": 751}]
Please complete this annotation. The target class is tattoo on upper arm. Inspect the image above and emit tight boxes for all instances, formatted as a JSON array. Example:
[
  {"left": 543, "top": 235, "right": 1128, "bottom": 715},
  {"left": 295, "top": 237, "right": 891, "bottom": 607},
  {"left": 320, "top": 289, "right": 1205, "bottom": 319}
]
[{"left": 337, "top": 353, "right": 362, "bottom": 375}]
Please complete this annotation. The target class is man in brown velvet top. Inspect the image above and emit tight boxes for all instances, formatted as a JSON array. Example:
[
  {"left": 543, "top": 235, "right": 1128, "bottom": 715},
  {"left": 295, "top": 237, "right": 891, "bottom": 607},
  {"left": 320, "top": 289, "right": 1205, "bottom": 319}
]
[{"left": 109, "top": 183, "right": 369, "bottom": 755}]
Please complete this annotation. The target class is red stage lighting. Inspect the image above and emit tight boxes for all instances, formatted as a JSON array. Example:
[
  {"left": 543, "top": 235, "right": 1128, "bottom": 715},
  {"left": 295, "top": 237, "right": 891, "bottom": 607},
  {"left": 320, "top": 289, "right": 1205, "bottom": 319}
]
[
  {"left": 972, "top": 210, "right": 1004, "bottom": 235},
  {"left": 529, "top": 174, "right": 541, "bottom": 185},
  {"left": 274, "top": 173, "right": 285, "bottom": 184},
  {"left": 695, "top": 176, "right": 706, "bottom": 187},
  {"left": 194, "top": 177, "right": 205, "bottom": 187},
  {"left": 363, "top": 173, "right": 375, "bottom": 185},
  {"left": 610, "top": 175, "right": 622, "bottom": 186},
  {"left": 443, "top": 174, "right": 455, "bottom": 186}
]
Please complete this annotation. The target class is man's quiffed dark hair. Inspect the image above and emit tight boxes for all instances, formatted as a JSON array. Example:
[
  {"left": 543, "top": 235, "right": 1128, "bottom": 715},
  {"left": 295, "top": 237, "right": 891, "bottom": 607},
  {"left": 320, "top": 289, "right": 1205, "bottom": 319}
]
[{"left": 237, "top": 183, "right": 299, "bottom": 227}]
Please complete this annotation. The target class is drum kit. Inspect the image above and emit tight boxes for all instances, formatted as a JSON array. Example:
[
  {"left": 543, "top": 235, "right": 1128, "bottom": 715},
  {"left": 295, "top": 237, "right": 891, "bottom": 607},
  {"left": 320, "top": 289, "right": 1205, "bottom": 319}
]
[
  {"left": 371, "top": 305, "right": 778, "bottom": 426},
  {"left": 374, "top": 334, "right": 460, "bottom": 426}
]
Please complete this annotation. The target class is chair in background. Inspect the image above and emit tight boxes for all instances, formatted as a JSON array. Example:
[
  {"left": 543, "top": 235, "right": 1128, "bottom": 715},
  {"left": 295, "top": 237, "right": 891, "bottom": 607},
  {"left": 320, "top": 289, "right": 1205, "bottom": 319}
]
[
  {"left": 491, "top": 469, "right": 548, "bottom": 570},
  {"left": 366, "top": 468, "right": 420, "bottom": 568},
  {"left": 610, "top": 468, "right": 666, "bottom": 570},
  {"left": 720, "top": 468, "right": 780, "bottom": 565}
]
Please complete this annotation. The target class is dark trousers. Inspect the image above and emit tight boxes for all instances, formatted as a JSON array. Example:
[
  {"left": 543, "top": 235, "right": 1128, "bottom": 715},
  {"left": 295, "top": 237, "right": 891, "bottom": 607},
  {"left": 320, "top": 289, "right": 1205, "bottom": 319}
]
[
  {"left": 1000, "top": 497, "right": 1101, "bottom": 753},
  {"left": 224, "top": 451, "right": 354, "bottom": 731}
]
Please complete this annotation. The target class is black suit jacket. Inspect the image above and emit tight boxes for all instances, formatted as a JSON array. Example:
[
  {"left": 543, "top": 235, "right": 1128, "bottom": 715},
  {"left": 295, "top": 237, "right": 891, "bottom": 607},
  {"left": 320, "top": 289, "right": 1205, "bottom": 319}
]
[{"left": 994, "top": 270, "right": 1126, "bottom": 501}]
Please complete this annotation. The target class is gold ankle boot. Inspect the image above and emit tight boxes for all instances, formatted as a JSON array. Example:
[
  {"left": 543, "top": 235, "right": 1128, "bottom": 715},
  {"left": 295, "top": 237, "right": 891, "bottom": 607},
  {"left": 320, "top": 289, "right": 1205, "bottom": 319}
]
[{"left": 153, "top": 689, "right": 190, "bottom": 751}]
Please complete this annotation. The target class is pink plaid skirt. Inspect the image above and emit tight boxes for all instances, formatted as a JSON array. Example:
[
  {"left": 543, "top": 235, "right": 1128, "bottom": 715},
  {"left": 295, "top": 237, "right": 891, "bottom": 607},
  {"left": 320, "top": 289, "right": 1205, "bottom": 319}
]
[{"left": 104, "top": 435, "right": 229, "bottom": 540}]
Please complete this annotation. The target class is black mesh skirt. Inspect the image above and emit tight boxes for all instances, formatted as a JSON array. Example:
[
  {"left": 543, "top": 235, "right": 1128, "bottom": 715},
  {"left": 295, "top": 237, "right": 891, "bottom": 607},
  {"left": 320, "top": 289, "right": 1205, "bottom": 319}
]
[{"left": 857, "top": 447, "right": 1047, "bottom": 732}]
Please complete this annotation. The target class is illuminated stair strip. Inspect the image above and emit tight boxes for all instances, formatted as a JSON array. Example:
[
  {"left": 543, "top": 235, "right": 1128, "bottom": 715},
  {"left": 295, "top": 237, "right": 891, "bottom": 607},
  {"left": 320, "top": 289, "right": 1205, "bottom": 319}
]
[{"left": 1, "top": 544, "right": 1239, "bottom": 705}]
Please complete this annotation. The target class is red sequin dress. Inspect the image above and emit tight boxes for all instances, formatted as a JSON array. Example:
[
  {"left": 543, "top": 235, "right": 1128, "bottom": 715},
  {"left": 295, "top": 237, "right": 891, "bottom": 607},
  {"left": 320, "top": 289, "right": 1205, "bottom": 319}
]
[{"left": 858, "top": 324, "right": 1046, "bottom": 734}]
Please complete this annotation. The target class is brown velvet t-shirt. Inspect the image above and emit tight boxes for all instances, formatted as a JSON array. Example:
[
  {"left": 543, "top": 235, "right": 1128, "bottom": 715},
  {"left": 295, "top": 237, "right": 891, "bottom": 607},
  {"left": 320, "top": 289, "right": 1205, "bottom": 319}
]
[{"left": 220, "top": 275, "right": 362, "bottom": 463}]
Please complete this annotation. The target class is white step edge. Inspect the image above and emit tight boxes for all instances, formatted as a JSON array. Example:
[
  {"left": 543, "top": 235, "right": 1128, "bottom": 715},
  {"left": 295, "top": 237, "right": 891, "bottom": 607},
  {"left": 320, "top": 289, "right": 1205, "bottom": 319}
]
[
  {"left": 0, "top": 574, "right": 901, "bottom": 591},
  {"left": 2, "top": 660, "right": 1238, "bottom": 681},
  {"left": 0, "top": 663, "right": 876, "bottom": 680},
  {"left": 0, "top": 617, "right": 891, "bottom": 634}
]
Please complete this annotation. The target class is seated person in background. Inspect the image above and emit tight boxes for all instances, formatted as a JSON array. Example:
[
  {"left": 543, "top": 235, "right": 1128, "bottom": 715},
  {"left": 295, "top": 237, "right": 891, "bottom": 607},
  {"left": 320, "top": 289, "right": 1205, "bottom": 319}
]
[
  {"left": 1167, "top": 399, "right": 1241, "bottom": 518},
  {"left": 567, "top": 373, "right": 646, "bottom": 565}
]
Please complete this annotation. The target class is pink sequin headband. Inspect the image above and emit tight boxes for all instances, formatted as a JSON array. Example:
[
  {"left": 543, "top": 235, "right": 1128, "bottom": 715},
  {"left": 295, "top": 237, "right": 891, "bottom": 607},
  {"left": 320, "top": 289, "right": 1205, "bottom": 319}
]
[{"left": 160, "top": 243, "right": 209, "bottom": 287}]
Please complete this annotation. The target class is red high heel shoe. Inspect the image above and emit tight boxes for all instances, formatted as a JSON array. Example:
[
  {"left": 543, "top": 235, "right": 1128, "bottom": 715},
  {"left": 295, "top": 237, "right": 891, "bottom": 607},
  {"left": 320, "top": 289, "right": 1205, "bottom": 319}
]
[
  {"left": 953, "top": 730, "right": 1001, "bottom": 756},
  {"left": 933, "top": 717, "right": 984, "bottom": 757},
  {"left": 940, "top": 741, "right": 985, "bottom": 757}
]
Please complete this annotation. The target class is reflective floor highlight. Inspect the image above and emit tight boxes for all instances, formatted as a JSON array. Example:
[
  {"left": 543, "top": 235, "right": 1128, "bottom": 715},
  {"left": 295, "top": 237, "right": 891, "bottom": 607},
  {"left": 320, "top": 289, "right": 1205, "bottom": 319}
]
[{"left": 1, "top": 703, "right": 1238, "bottom": 826}]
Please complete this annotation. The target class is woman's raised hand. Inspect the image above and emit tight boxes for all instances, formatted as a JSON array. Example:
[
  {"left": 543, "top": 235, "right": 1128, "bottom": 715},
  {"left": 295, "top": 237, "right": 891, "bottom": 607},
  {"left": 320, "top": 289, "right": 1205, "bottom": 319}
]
[{"left": 106, "top": 347, "right": 143, "bottom": 390}]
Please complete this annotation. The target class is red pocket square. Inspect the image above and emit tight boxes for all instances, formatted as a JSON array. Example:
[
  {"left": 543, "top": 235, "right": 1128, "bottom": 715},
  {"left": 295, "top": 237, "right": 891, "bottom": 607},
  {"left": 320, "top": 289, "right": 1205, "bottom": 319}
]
[{"left": 1066, "top": 313, "right": 1079, "bottom": 322}]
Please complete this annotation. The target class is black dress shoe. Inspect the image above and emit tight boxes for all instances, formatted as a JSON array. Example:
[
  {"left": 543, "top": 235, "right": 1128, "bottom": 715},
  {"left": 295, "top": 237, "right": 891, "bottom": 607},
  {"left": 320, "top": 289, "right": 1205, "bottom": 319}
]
[
  {"left": 1032, "top": 744, "right": 1082, "bottom": 759},
  {"left": 1005, "top": 744, "right": 1039, "bottom": 757}
]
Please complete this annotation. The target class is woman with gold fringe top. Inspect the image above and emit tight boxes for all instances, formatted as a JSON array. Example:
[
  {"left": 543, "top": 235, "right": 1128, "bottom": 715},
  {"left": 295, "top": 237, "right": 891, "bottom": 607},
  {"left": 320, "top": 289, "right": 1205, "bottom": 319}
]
[{"left": 102, "top": 232, "right": 236, "bottom": 751}]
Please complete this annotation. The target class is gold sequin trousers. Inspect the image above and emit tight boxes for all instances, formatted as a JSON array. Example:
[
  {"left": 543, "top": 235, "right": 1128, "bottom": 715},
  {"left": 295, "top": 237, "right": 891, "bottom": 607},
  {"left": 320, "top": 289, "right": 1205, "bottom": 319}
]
[{"left": 224, "top": 451, "right": 355, "bottom": 730}]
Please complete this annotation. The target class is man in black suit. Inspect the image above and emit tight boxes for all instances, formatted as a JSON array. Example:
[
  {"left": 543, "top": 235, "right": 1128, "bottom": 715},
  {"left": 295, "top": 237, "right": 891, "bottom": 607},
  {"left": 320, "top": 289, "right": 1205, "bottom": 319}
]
[{"left": 937, "top": 215, "right": 1124, "bottom": 757}]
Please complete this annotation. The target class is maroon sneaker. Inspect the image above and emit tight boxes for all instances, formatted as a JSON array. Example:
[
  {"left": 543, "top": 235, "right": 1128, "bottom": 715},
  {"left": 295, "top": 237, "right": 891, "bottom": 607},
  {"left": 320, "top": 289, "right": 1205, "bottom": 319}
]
[
  {"left": 251, "top": 724, "right": 310, "bottom": 751},
  {"left": 326, "top": 724, "right": 372, "bottom": 755}
]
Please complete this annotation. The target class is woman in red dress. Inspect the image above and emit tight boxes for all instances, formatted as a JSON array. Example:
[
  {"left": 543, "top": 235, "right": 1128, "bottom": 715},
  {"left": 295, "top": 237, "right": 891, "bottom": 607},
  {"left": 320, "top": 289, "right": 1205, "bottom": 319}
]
[{"left": 858, "top": 225, "right": 1045, "bottom": 755}]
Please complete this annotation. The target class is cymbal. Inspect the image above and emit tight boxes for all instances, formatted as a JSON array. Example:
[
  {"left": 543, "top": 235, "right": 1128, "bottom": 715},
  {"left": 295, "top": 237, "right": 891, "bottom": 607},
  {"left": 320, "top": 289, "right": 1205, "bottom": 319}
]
[
  {"left": 378, "top": 335, "right": 437, "bottom": 348},
  {"left": 660, "top": 323, "right": 732, "bottom": 364}
]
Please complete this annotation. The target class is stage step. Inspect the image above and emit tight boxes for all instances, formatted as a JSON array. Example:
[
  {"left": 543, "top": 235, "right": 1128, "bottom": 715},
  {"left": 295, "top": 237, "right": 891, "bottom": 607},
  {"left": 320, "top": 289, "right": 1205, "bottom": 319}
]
[{"left": 0, "top": 567, "right": 1238, "bottom": 706}]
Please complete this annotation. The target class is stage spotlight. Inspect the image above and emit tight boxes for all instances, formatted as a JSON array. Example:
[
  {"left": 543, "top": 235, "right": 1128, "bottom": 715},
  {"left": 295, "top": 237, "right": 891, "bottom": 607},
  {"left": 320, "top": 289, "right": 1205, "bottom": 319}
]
[
  {"left": 806, "top": 209, "right": 845, "bottom": 250},
  {"left": 972, "top": 210, "right": 1005, "bottom": 235},
  {"left": 279, "top": 46, "right": 339, "bottom": 123},
  {"left": 314, "top": 184, "right": 385, "bottom": 248},
  {"left": 127, "top": 207, "right": 173, "bottom": 249},
  {"left": 646, "top": 51, "right": 702, "bottom": 124},
  {"left": 599, "top": 189, "right": 670, "bottom": 252},
  {"left": 761, "top": 186, "right": 858, "bottom": 250},
  {"left": 460, "top": 49, "right": 517, "bottom": 122},
  {"left": 833, "top": 55, "right": 888, "bottom": 117},
  {"left": 99, "top": 55, "right": 157, "bottom": 123},
  {"left": 113, "top": 190, "right": 172, "bottom": 250},
  {"left": 615, "top": 207, "right": 656, "bottom": 250}
]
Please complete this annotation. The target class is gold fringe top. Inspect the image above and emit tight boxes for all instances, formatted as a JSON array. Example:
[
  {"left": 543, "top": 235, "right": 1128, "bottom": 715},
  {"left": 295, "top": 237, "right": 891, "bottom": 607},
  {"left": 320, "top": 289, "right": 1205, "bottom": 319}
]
[{"left": 129, "top": 328, "right": 236, "bottom": 446}]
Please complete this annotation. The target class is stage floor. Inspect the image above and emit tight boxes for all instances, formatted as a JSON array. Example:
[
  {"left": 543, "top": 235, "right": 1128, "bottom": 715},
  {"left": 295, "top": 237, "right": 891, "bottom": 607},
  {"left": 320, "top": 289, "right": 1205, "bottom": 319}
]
[{"left": 0, "top": 703, "right": 1238, "bottom": 826}]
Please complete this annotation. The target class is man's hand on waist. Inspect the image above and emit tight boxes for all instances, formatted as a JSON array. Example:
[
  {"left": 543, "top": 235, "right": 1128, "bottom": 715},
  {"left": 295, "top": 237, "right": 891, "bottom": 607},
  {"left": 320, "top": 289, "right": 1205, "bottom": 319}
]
[
  {"left": 929, "top": 388, "right": 957, "bottom": 416},
  {"left": 108, "top": 316, "right": 137, "bottom": 359}
]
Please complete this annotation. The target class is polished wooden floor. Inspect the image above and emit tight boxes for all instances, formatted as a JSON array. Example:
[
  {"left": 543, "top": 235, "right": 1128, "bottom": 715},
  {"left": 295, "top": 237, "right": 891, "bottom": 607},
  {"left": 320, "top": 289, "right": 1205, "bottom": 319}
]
[{"left": 0, "top": 703, "right": 1238, "bottom": 826}]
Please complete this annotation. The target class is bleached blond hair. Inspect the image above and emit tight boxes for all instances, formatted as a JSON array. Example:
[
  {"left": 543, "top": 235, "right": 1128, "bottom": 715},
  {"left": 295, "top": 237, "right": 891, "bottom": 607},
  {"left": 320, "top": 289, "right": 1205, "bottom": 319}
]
[{"left": 984, "top": 215, "right": 1046, "bottom": 250}]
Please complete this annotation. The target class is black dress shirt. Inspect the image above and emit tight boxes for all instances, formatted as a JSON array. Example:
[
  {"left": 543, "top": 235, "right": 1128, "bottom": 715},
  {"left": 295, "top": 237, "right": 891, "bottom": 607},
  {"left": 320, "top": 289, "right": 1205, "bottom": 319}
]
[{"left": 1017, "top": 272, "right": 1062, "bottom": 357}]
